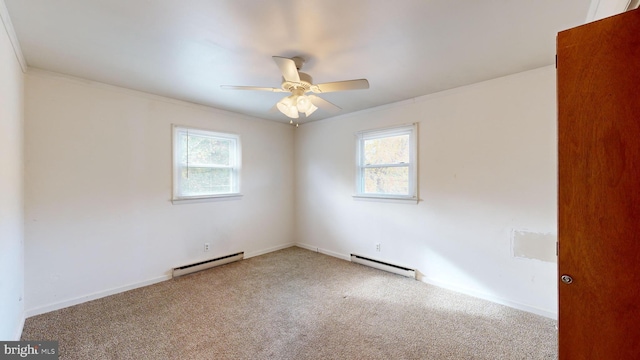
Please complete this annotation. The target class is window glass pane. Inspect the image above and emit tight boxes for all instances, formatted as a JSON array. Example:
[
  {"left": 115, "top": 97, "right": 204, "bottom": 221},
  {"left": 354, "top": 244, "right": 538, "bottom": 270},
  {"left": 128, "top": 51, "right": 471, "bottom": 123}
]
[
  {"left": 364, "top": 166, "right": 409, "bottom": 195},
  {"left": 182, "top": 133, "right": 231, "bottom": 166},
  {"left": 173, "top": 126, "right": 240, "bottom": 200},
  {"left": 180, "top": 167, "right": 232, "bottom": 196},
  {"left": 178, "top": 132, "right": 189, "bottom": 164},
  {"left": 364, "top": 134, "right": 409, "bottom": 165}
]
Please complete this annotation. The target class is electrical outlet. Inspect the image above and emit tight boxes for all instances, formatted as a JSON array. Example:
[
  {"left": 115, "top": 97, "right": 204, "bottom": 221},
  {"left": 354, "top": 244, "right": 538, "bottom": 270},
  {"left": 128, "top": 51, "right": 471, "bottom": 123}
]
[
  {"left": 204, "top": 243, "right": 210, "bottom": 252},
  {"left": 376, "top": 243, "right": 381, "bottom": 252}
]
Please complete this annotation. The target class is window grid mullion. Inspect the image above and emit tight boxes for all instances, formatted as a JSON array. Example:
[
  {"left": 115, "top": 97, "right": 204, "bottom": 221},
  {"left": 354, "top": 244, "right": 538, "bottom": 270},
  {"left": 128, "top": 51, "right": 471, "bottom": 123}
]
[
  {"left": 173, "top": 125, "right": 240, "bottom": 200},
  {"left": 363, "top": 163, "right": 409, "bottom": 169},
  {"left": 180, "top": 164, "right": 233, "bottom": 169},
  {"left": 355, "top": 123, "right": 417, "bottom": 199}
]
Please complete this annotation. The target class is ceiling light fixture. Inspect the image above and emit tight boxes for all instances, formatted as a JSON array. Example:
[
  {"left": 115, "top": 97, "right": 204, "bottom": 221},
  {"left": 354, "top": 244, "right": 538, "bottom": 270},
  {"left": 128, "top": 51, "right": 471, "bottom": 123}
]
[
  {"left": 222, "top": 56, "right": 369, "bottom": 125},
  {"left": 276, "top": 94, "right": 298, "bottom": 119},
  {"left": 276, "top": 88, "right": 317, "bottom": 119}
]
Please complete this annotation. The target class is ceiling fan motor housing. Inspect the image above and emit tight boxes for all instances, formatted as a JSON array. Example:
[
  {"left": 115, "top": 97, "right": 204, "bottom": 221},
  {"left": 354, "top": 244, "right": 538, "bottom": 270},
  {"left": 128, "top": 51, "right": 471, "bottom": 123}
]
[
  {"left": 282, "top": 72, "right": 313, "bottom": 92},
  {"left": 221, "top": 55, "right": 368, "bottom": 120}
]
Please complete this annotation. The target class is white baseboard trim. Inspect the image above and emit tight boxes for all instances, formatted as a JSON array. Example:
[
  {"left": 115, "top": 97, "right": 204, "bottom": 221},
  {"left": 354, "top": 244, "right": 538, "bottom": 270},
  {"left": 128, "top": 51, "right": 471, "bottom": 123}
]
[
  {"left": 294, "top": 242, "right": 556, "bottom": 319},
  {"left": 23, "top": 243, "right": 557, "bottom": 320},
  {"left": 25, "top": 243, "right": 296, "bottom": 318},
  {"left": 244, "top": 242, "right": 295, "bottom": 259},
  {"left": 295, "top": 242, "right": 318, "bottom": 252},
  {"left": 419, "top": 276, "right": 557, "bottom": 320},
  {"left": 294, "top": 243, "right": 351, "bottom": 261},
  {"left": 25, "top": 275, "right": 171, "bottom": 318},
  {"left": 318, "top": 248, "right": 351, "bottom": 261},
  {"left": 13, "top": 312, "right": 25, "bottom": 340}
]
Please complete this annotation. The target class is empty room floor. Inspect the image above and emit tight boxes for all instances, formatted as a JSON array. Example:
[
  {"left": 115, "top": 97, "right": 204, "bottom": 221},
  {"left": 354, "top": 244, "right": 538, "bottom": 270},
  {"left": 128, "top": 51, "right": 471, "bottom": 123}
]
[{"left": 21, "top": 247, "right": 558, "bottom": 359}]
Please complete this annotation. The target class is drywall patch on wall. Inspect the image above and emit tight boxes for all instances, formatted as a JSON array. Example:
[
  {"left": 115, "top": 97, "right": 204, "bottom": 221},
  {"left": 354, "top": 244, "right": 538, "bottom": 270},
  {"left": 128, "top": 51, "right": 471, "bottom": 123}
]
[{"left": 512, "top": 230, "right": 557, "bottom": 263}]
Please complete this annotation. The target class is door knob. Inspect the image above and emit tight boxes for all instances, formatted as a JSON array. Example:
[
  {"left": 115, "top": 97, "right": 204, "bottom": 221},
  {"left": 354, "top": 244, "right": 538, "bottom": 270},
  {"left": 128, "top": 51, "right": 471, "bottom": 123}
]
[{"left": 561, "top": 274, "right": 573, "bottom": 284}]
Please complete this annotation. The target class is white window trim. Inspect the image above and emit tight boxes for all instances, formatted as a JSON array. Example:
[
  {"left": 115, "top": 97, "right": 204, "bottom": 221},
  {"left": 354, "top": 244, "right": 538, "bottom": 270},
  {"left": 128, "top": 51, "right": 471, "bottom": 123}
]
[
  {"left": 172, "top": 125, "right": 242, "bottom": 203},
  {"left": 353, "top": 123, "right": 418, "bottom": 202}
]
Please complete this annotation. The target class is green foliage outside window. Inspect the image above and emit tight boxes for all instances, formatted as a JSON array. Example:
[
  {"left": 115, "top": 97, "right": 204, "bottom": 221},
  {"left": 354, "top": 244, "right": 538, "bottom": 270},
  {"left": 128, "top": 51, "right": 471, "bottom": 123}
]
[
  {"left": 363, "top": 134, "right": 410, "bottom": 195},
  {"left": 356, "top": 124, "right": 416, "bottom": 199},
  {"left": 174, "top": 127, "right": 239, "bottom": 199}
]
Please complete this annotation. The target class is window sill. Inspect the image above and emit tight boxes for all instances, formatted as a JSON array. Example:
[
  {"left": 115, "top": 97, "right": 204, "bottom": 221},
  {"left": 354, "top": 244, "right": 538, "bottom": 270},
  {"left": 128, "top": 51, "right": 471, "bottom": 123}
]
[
  {"left": 172, "top": 193, "right": 243, "bottom": 205},
  {"left": 352, "top": 194, "right": 419, "bottom": 204}
]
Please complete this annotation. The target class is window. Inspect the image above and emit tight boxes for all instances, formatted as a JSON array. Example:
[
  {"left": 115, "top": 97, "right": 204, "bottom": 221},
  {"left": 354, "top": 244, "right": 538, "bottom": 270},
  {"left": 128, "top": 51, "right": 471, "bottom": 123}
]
[
  {"left": 355, "top": 124, "right": 417, "bottom": 199},
  {"left": 173, "top": 126, "right": 241, "bottom": 201}
]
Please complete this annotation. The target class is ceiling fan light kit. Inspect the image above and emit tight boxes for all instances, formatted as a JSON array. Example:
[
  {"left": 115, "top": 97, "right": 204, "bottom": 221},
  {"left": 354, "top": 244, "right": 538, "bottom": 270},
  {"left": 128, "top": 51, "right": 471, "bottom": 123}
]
[
  {"left": 222, "top": 56, "right": 369, "bottom": 125},
  {"left": 276, "top": 88, "right": 318, "bottom": 119}
]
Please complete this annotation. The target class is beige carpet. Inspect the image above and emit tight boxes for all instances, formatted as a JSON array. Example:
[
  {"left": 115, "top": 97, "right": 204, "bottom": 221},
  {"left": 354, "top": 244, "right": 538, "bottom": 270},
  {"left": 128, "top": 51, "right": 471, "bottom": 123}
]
[{"left": 21, "top": 246, "right": 558, "bottom": 359}]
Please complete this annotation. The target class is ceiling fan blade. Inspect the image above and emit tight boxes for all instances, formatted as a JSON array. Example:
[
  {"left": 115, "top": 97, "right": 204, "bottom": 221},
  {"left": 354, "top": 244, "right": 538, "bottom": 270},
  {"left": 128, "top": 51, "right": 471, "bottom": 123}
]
[
  {"left": 221, "top": 85, "right": 284, "bottom": 92},
  {"left": 272, "top": 56, "right": 300, "bottom": 82},
  {"left": 308, "top": 95, "right": 341, "bottom": 113},
  {"left": 312, "top": 79, "right": 369, "bottom": 93}
]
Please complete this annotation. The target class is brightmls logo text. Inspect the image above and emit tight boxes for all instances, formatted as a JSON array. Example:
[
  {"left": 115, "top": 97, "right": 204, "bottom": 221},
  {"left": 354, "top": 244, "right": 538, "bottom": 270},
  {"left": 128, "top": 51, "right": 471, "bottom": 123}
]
[{"left": 0, "top": 342, "right": 58, "bottom": 359}]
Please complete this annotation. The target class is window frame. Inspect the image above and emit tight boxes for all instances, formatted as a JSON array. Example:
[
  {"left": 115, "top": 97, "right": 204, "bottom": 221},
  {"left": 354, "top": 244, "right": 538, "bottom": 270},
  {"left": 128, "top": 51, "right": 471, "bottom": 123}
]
[
  {"left": 354, "top": 123, "right": 418, "bottom": 201},
  {"left": 172, "top": 125, "right": 242, "bottom": 203}
]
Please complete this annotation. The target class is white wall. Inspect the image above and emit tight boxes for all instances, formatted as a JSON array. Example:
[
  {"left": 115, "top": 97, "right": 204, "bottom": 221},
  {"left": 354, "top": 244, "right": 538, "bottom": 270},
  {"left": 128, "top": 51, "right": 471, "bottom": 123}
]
[
  {"left": 24, "top": 71, "right": 295, "bottom": 315},
  {"left": 22, "top": 64, "right": 558, "bottom": 318},
  {"left": 295, "top": 66, "right": 558, "bottom": 318},
  {"left": 0, "top": 7, "right": 25, "bottom": 339}
]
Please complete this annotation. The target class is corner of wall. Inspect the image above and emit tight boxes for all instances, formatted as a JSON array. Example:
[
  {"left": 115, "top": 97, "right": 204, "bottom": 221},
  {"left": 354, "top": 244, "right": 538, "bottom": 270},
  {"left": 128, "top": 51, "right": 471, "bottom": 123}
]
[
  {"left": 13, "top": 313, "right": 25, "bottom": 340},
  {"left": 0, "top": 0, "right": 26, "bottom": 341}
]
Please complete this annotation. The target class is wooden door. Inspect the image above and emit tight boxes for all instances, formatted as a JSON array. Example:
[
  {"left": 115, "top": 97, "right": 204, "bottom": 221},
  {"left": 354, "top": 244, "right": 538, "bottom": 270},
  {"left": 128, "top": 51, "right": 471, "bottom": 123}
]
[{"left": 557, "top": 9, "right": 640, "bottom": 359}]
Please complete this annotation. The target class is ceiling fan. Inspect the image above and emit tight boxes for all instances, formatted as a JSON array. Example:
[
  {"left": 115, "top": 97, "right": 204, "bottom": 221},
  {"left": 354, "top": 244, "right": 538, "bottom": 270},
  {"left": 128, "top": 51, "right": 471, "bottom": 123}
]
[{"left": 221, "top": 56, "right": 369, "bottom": 123}]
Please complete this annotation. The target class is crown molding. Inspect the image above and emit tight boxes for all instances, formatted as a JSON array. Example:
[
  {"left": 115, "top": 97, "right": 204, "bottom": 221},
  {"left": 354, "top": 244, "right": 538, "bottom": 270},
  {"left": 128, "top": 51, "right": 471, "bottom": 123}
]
[
  {"left": 0, "top": 0, "right": 27, "bottom": 72},
  {"left": 586, "top": 0, "right": 634, "bottom": 22}
]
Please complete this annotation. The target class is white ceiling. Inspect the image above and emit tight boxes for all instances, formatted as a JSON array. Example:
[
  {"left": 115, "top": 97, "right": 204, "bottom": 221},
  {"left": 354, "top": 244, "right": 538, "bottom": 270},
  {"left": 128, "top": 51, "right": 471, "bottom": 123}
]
[{"left": 4, "top": 0, "right": 592, "bottom": 124}]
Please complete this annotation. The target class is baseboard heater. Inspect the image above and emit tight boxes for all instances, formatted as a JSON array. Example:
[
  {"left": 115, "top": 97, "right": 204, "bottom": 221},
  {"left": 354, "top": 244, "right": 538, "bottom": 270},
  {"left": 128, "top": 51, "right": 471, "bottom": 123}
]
[
  {"left": 172, "top": 252, "right": 244, "bottom": 278},
  {"left": 350, "top": 254, "right": 416, "bottom": 279}
]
